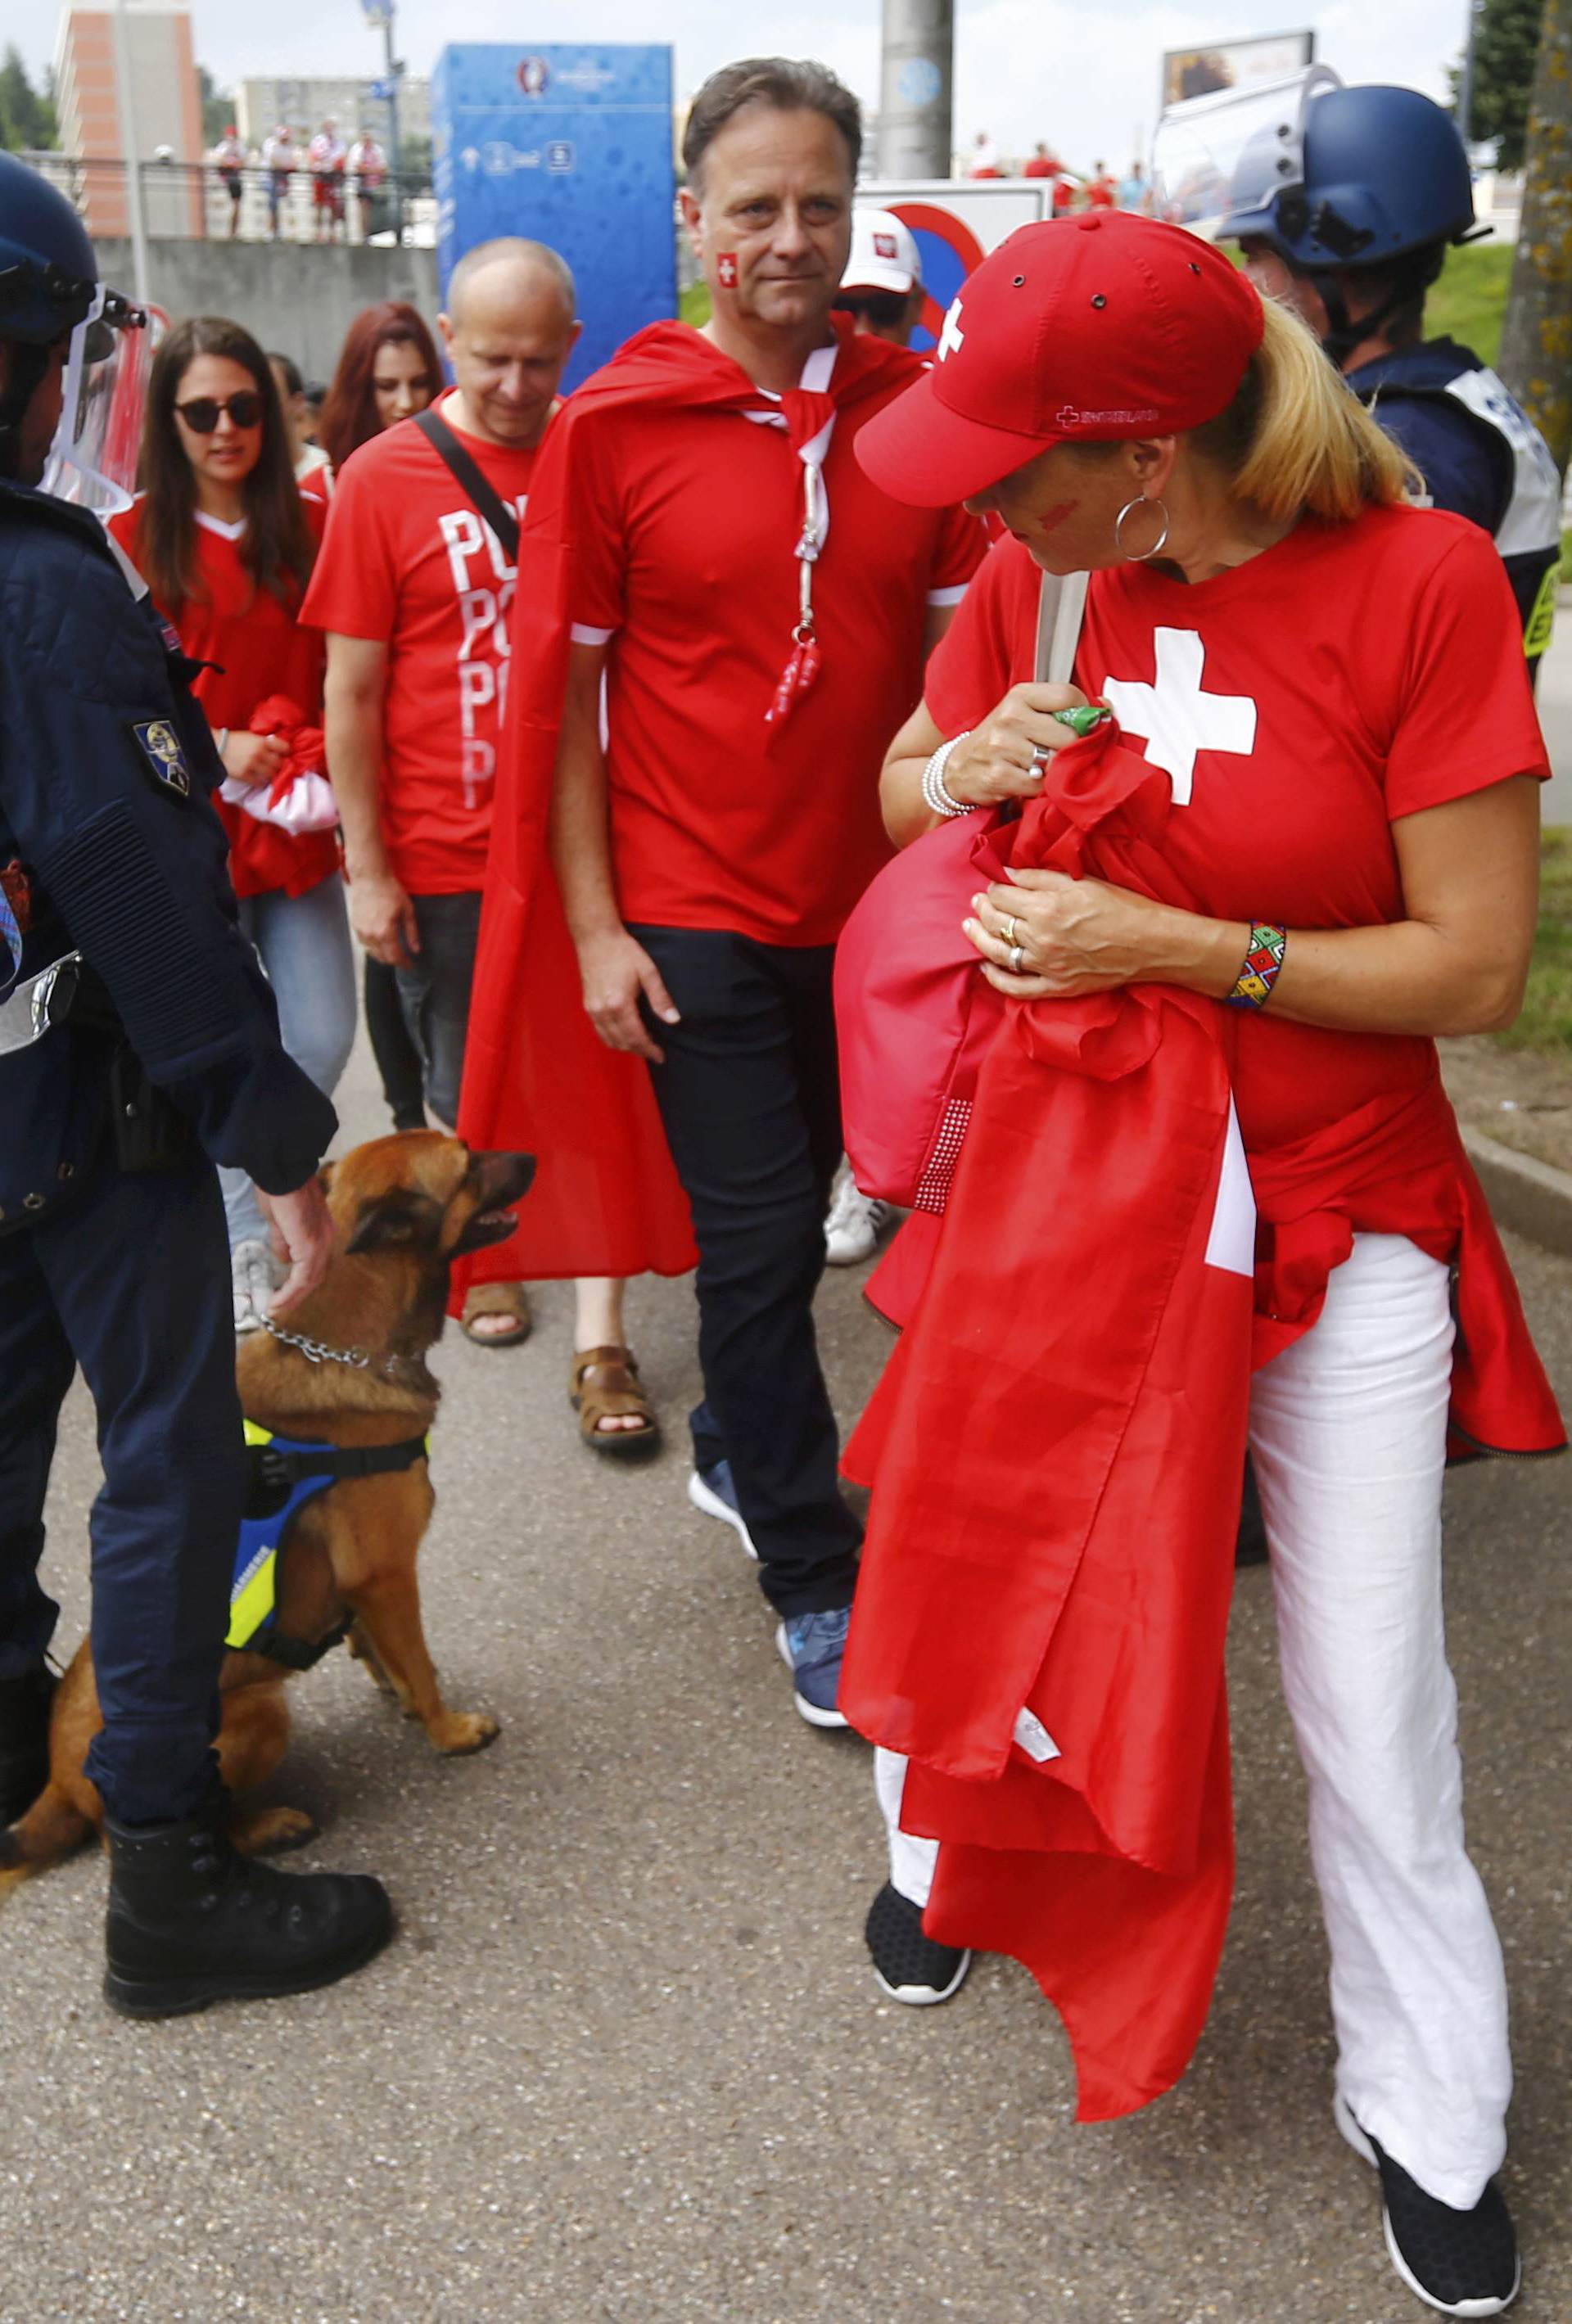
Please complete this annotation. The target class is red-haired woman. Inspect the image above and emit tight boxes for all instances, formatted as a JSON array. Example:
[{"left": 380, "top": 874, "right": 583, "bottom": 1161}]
[
  {"left": 316, "top": 300, "right": 441, "bottom": 484},
  {"left": 110, "top": 316, "right": 355, "bottom": 1333},
  {"left": 314, "top": 302, "right": 442, "bottom": 1139}
]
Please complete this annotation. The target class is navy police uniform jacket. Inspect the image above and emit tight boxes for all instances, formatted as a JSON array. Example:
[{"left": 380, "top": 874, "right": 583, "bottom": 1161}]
[
  {"left": 1346, "top": 336, "right": 1562, "bottom": 666},
  {"left": 0, "top": 477, "right": 335, "bottom": 1223}
]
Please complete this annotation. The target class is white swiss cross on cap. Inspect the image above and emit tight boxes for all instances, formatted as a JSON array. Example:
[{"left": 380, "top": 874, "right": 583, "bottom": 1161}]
[{"left": 937, "top": 296, "right": 965, "bottom": 363}]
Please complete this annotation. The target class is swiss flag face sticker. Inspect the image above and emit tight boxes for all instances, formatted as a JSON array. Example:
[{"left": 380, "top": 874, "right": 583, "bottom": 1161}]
[
  {"left": 717, "top": 253, "right": 739, "bottom": 289},
  {"left": 874, "top": 232, "right": 897, "bottom": 259}
]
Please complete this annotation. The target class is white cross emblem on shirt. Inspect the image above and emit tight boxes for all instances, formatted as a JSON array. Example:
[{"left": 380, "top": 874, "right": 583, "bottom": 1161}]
[
  {"left": 1101, "top": 627, "right": 1257, "bottom": 806},
  {"left": 937, "top": 296, "right": 965, "bottom": 362}
]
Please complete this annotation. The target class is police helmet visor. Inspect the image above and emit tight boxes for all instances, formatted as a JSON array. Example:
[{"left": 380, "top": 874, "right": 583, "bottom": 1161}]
[
  {"left": 1152, "top": 65, "right": 1341, "bottom": 233},
  {"left": 40, "top": 286, "right": 156, "bottom": 516}
]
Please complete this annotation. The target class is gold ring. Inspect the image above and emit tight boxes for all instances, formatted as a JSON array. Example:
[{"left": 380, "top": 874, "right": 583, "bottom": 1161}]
[{"left": 1001, "top": 914, "right": 1019, "bottom": 948}]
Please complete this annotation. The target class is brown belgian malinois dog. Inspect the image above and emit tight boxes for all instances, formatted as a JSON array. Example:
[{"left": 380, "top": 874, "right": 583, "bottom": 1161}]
[{"left": 0, "top": 1132, "right": 535, "bottom": 1888}]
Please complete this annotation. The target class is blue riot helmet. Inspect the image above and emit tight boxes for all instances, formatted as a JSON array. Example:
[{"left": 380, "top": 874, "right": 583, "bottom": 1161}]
[
  {"left": 0, "top": 151, "right": 146, "bottom": 490},
  {"left": 1217, "top": 80, "right": 1478, "bottom": 270},
  {"left": 0, "top": 150, "right": 100, "bottom": 346}
]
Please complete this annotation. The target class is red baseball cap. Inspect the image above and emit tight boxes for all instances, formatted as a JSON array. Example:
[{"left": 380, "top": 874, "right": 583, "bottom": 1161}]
[{"left": 856, "top": 212, "right": 1264, "bottom": 507}]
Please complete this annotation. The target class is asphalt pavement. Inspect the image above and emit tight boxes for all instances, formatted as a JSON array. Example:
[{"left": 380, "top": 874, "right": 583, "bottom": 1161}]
[{"left": 2, "top": 1025, "right": 1570, "bottom": 2324}]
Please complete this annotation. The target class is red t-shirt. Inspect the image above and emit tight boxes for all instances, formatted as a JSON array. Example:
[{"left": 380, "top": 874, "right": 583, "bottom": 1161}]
[
  {"left": 925, "top": 508, "right": 1547, "bottom": 1153},
  {"left": 1023, "top": 159, "right": 1061, "bottom": 179},
  {"left": 107, "top": 494, "right": 335, "bottom": 901},
  {"left": 300, "top": 391, "right": 543, "bottom": 894},
  {"left": 562, "top": 350, "right": 986, "bottom": 945}
]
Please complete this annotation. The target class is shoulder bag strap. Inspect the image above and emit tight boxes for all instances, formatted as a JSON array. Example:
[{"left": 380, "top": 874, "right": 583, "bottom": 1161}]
[
  {"left": 413, "top": 407, "right": 521, "bottom": 564},
  {"left": 1032, "top": 567, "right": 1089, "bottom": 686}
]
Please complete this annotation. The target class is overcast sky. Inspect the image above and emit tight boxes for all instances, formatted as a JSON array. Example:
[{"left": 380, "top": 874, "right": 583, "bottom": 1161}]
[{"left": 29, "top": 0, "right": 1462, "bottom": 168}]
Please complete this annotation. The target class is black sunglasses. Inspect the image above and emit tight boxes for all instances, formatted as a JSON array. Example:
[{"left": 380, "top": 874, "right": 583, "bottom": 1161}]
[
  {"left": 831, "top": 290, "right": 910, "bottom": 329},
  {"left": 174, "top": 390, "right": 264, "bottom": 432}
]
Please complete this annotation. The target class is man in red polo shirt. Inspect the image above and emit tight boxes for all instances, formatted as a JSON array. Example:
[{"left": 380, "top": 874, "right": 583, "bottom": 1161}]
[{"left": 462, "top": 59, "right": 983, "bottom": 1723}]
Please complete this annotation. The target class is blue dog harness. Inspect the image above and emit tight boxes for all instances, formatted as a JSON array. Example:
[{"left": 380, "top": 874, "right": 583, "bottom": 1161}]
[{"left": 231, "top": 1420, "right": 430, "bottom": 1670}]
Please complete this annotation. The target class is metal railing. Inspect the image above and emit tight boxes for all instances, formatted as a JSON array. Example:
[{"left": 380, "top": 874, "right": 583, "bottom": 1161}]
[{"left": 16, "top": 150, "right": 436, "bottom": 247}]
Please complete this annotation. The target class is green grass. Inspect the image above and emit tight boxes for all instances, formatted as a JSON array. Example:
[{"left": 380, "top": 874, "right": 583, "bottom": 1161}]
[
  {"left": 679, "top": 280, "right": 712, "bottom": 328},
  {"left": 1427, "top": 241, "right": 1513, "bottom": 368},
  {"left": 1497, "top": 830, "right": 1572, "bottom": 1054}
]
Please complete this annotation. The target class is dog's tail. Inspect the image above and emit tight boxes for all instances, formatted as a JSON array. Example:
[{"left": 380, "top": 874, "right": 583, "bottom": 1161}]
[{"left": 0, "top": 1781, "right": 93, "bottom": 1902}]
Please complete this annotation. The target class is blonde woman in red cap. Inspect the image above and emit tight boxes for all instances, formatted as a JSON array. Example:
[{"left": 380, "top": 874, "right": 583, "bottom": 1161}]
[{"left": 838, "top": 212, "right": 1562, "bottom": 2319}]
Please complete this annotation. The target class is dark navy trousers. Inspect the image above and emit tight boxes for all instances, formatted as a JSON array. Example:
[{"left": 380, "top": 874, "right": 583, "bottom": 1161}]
[
  {"left": 0, "top": 1156, "right": 240, "bottom": 1824},
  {"left": 630, "top": 925, "right": 863, "bottom": 1620}
]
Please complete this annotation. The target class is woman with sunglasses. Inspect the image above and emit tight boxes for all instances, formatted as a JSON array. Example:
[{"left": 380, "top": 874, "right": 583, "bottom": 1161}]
[
  {"left": 309, "top": 302, "right": 443, "bottom": 1135},
  {"left": 839, "top": 217, "right": 1561, "bottom": 2317},
  {"left": 110, "top": 316, "right": 356, "bottom": 1333}
]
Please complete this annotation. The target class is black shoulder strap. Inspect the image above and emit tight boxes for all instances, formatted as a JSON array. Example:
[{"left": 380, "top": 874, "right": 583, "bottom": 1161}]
[{"left": 413, "top": 407, "right": 520, "bottom": 563}]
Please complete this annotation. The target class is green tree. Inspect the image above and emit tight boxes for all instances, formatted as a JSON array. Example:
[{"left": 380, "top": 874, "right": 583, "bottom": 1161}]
[
  {"left": 1456, "top": 0, "right": 1546, "bottom": 166},
  {"left": 0, "top": 45, "right": 58, "bottom": 151},
  {"left": 1498, "top": 0, "right": 1572, "bottom": 472},
  {"left": 197, "top": 64, "right": 236, "bottom": 148}
]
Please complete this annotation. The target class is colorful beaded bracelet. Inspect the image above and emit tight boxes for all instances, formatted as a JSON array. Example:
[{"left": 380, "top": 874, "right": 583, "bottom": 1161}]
[{"left": 1225, "top": 922, "right": 1287, "bottom": 1010}]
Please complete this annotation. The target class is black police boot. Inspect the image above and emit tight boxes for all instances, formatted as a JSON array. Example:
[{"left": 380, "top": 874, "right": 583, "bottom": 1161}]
[
  {"left": 103, "top": 1801, "right": 394, "bottom": 2019},
  {"left": 0, "top": 1664, "right": 57, "bottom": 1825}
]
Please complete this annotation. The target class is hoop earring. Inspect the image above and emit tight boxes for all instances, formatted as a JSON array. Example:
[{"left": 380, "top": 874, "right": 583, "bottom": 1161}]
[{"left": 1114, "top": 494, "right": 1171, "bottom": 562}]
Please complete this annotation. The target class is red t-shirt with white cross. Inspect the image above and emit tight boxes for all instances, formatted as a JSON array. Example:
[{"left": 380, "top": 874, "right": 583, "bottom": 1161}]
[
  {"left": 300, "top": 391, "right": 544, "bottom": 893},
  {"left": 562, "top": 345, "right": 986, "bottom": 947},
  {"left": 925, "top": 506, "right": 1547, "bottom": 1153}
]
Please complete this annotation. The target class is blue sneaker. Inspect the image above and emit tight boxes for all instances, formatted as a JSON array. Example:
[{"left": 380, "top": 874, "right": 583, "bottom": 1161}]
[
  {"left": 775, "top": 1606, "right": 852, "bottom": 1729},
  {"left": 686, "top": 1461, "right": 759, "bottom": 1560}
]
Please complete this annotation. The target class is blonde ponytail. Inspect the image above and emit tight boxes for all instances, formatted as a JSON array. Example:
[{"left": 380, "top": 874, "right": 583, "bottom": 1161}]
[{"left": 1203, "top": 293, "right": 1421, "bottom": 521}]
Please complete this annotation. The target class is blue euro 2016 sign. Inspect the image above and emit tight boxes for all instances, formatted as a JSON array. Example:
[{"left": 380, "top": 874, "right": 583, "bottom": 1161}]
[{"left": 431, "top": 43, "right": 676, "bottom": 393}]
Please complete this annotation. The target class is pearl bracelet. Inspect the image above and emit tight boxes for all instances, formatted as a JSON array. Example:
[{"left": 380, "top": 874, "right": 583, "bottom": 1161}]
[{"left": 921, "top": 730, "right": 972, "bottom": 819}]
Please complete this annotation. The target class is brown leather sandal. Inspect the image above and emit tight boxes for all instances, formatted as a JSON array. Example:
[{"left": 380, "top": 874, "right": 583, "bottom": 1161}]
[
  {"left": 569, "top": 1345, "right": 662, "bottom": 1460},
  {"left": 462, "top": 1281, "right": 532, "bottom": 1348}
]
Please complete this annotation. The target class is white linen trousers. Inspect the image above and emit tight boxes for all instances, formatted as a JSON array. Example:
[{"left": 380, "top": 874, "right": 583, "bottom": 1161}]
[{"left": 875, "top": 1230, "right": 1512, "bottom": 2209}]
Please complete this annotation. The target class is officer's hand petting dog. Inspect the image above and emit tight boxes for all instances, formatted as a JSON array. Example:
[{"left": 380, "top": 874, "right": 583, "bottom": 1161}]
[{"left": 256, "top": 1176, "right": 337, "bottom": 1316}]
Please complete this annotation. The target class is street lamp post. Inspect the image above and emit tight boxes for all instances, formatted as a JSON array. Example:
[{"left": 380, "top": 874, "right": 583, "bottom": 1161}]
[
  {"left": 361, "top": 0, "right": 404, "bottom": 237},
  {"left": 111, "top": 0, "right": 150, "bottom": 302}
]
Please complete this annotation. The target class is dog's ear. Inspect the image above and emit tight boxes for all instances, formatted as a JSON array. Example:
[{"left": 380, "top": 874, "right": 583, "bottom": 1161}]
[
  {"left": 318, "top": 1160, "right": 337, "bottom": 1196},
  {"left": 346, "top": 1188, "right": 445, "bottom": 1255}
]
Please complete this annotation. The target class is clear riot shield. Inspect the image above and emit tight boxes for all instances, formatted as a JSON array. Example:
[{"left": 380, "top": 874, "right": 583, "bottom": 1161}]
[
  {"left": 1150, "top": 66, "right": 1342, "bottom": 233},
  {"left": 40, "top": 285, "right": 160, "bottom": 517}
]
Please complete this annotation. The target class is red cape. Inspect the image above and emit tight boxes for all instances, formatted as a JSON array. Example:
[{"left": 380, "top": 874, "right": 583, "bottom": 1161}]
[
  {"left": 456, "top": 319, "right": 926, "bottom": 1292},
  {"left": 840, "top": 722, "right": 1565, "bottom": 2123}
]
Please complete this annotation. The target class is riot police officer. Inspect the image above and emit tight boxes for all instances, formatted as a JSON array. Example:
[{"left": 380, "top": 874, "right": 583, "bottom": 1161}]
[
  {"left": 0, "top": 156, "right": 391, "bottom": 2013},
  {"left": 1217, "top": 81, "right": 1562, "bottom": 681}
]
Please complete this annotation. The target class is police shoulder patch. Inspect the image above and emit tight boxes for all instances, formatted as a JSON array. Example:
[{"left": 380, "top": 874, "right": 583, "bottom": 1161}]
[{"left": 129, "top": 716, "right": 192, "bottom": 800}]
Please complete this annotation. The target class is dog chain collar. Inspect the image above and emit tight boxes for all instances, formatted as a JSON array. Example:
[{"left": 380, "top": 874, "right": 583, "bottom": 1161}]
[{"left": 260, "top": 1314, "right": 417, "bottom": 1384}]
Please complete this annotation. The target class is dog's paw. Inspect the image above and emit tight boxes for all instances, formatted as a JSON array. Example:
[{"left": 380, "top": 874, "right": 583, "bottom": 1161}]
[
  {"left": 231, "top": 1806, "right": 320, "bottom": 1856},
  {"left": 428, "top": 1711, "right": 501, "bottom": 1757}
]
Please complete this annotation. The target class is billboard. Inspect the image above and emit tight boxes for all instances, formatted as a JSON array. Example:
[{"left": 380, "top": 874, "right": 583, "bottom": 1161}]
[
  {"left": 431, "top": 43, "right": 676, "bottom": 392},
  {"left": 1160, "top": 29, "right": 1315, "bottom": 110}
]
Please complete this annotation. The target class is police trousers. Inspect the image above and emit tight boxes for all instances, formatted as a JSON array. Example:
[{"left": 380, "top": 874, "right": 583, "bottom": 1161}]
[
  {"left": 0, "top": 1155, "right": 241, "bottom": 1824},
  {"left": 875, "top": 1232, "right": 1511, "bottom": 2211}
]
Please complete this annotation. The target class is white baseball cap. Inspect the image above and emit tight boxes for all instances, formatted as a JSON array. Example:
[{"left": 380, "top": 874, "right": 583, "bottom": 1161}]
[{"left": 842, "top": 209, "right": 923, "bottom": 296}]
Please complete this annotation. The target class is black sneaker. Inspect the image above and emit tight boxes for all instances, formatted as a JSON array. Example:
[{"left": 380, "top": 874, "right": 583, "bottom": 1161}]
[
  {"left": 865, "top": 1880, "right": 972, "bottom": 2006},
  {"left": 1336, "top": 2096, "right": 1521, "bottom": 2317}
]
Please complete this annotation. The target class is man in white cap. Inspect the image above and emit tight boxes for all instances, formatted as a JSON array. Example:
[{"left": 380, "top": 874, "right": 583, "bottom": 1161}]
[
  {"left": 820, "top": 205, "right": 932, "bottom": 1265},
  {"left": 831, "top": 208, "right": 925, "bottom": 349}
]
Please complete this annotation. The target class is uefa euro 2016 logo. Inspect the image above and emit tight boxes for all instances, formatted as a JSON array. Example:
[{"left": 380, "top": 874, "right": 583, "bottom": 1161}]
[{"left": 517, "top": 56, "right": 549, "bottom": 97}]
